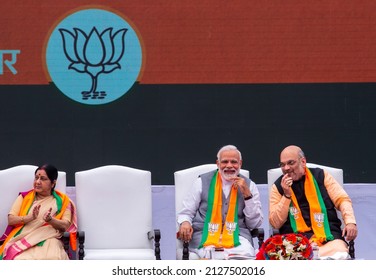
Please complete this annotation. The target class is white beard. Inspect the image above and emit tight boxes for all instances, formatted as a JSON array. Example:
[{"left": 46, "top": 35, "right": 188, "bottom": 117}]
[{"left": 220, "top": 168, "right": 240, "bottom": 181}]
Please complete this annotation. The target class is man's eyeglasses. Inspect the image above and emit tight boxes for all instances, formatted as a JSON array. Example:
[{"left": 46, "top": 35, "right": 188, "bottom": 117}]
[
  {"left": 279, "top": 160, "right": 297, "bottom": 168},
  {"left": 220, "top": 160, "right": 240, "bottom": 165}
]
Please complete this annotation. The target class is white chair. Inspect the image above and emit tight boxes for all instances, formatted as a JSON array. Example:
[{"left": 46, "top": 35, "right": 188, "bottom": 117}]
[
  {"left": 174, "top": 164, "right": 264, "bottom": 260},
  {"left": 75, "top": 165, "right": 161, "bottom": 260},
  {"left": 0, "top": 164, "right": 69, "bottom": 255},
  {"left": 267, "top": 163, "right": 343, "bottom": 190},
  {"left": 0, "top": 164, "right": 66, "bottom": 237},
  {"left": 267, "top": 162, "right": 354, "bottom": 258}
]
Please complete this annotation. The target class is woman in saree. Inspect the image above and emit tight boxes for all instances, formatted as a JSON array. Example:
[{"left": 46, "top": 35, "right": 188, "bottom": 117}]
[{"left": 0, "top": 164, "right": 77, "bottom": 260}]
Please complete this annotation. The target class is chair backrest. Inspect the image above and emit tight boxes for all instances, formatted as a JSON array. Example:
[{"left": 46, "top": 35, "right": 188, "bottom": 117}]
[
  {"left": 174, "top": 163, "right": 250, "bottom": 259},
  {"left": 174, "top": 164, "right": 250, "bottom": 217},
  {"left": 75, "top": 165, "right": 153, "bottom": 250},
  {"left": 267, "top": 163, "right": 343, "bottom": 189},
  {"left": 0, "top": 165, "right": 66, "bottom": 235}
]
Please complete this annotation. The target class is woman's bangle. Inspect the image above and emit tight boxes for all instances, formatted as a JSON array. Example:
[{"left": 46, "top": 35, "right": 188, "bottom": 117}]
[
  {"left": 283, "top": 193, "right": 292, "bottom": 199},
  {"left": 21, "top": 216, "right": 24, "bottom": 224}
]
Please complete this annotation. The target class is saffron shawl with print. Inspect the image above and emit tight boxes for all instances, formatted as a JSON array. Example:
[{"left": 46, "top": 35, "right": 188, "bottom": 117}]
[
  {"left": 288, "top": 167, "right": 334, "bottom": 246},
  {"left": 0, "top": 190, "right": 77, "bottom": 259},
  {"left": 199, "top": 171, "right": 240, "bottom": 249}
]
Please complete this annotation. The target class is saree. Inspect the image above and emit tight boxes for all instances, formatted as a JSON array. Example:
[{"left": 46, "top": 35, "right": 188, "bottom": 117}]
[{"left": 0, "top": 190, "right": 77, "bottom": 260}]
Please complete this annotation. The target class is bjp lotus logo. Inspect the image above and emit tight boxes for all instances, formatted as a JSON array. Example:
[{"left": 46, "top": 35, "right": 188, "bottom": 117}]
[
  {"left": 45, "top": 9, "right": 143, "bottom": 105},
  {"left": 59, "top": 27, "right": 127, "bottom": 100},
  {"left": 208, "top": 223, "right": 219, "bottom": 235},
  {"left": 225, "top": 222, "right": 237, "bottom": 235}
]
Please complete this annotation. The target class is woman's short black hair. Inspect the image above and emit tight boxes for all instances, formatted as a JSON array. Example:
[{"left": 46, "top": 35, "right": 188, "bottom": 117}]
[{"left": 35, "top": 164, "right": 58, "bottom": 187}]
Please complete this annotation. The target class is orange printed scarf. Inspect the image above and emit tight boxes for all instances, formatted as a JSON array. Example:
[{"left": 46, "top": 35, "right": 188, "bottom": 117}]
[
  {"left": 288, "top": 167, "right": 334, "bottom": 246},
  {"left": 199, "top": 171, "right": 240, "bottom": 249},
  {"left": 0, "top": 190, "right": 77, "bottom": 257}
]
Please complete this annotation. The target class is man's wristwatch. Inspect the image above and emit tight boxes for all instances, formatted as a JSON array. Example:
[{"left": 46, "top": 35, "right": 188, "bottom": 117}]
[
  {"left": 244, "top": 194, "right": 253, "bottom": 200},
  {"left": 283, "top": 193, "right": 292, "bottom": 199}
]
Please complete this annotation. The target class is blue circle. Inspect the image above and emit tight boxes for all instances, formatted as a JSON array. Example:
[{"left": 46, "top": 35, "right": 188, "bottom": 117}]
[{"left": 46, "top": 9, "right": 142, "bottom": 105}]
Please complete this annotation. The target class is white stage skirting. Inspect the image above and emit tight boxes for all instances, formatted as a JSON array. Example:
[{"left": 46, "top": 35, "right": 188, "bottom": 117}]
[{"left": 67, "top": 183, "right": 376, "bottom": 260}]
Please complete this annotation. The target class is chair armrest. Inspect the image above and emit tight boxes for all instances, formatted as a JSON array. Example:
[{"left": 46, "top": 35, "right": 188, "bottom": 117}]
[{"left": 148, "top": 229, "right": 161, "bottom": 260}]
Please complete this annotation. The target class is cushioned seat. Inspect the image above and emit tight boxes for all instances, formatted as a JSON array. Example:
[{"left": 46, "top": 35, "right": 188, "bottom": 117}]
[{"left": 83, "top": 249, "right": 156, "bottom": 260}]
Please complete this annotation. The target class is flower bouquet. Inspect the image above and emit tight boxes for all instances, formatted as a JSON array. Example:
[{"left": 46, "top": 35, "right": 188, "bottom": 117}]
[{"left": 256, "top": 233, "right": 313, "bottom": 260}]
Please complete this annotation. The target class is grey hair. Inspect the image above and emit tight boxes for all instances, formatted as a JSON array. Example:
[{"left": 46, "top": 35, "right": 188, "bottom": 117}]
[
  {"left": 298, "top": 149, "right": 305, "bottom": 159},
  {"left": 217, "top": 145, "right": 242, "bottom": 160}
]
